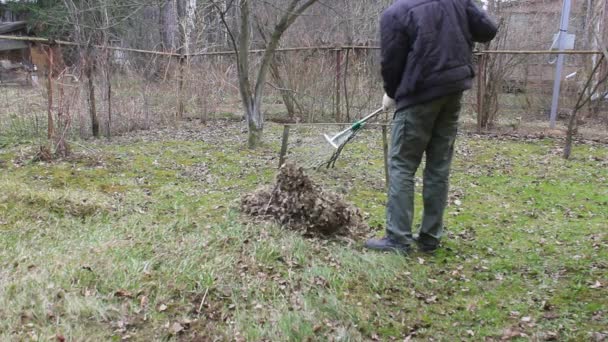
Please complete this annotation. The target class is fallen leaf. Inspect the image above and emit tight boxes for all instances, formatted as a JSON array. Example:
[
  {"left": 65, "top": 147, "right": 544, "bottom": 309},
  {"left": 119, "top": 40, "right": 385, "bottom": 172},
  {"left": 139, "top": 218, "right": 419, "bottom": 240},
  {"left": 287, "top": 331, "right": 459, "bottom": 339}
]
[
  {"left": 592, "top": 332, "right": 608, "bottom": 342},
  {"left": 543, "top": 331, "right": 559, "bottom": 341},
  {"left": 501, "top": 326, "right": 524, "bottom": 340},
  {"left": 139, "top": 295, "right": 148, "bottom": 310},
  {"left": 417, "top": 257, "right": 425, "bottom": 265},
  {"left": 543, "top": 312, "right": 560, "bottom": 320},
  {"left": 425, "top": 295, "right": 438, "bottom": 304},
  {"left": 592, "top": 311, "right": 604, "bottom": 321},
  {"left": 114, "top": 290, "right": 134, "bottom": 299},
  {"left": 170, "top": 322, "right": 184, "bottom": 335},
  {"left": 590, "top": 280, "right": 603, "bottom": 289}
]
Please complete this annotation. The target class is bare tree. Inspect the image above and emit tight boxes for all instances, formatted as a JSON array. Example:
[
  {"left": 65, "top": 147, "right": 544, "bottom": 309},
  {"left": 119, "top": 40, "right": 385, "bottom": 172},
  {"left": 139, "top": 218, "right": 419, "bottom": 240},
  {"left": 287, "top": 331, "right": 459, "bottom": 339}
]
[
  {"left": 564, "top": 34, "right": 608, "bottom": 159},
  {"left": 63, "top": 0, "right": 101, "bottom": 137},
  {"left": 211, "top": 0, "right": 320, "bottom": 148}
]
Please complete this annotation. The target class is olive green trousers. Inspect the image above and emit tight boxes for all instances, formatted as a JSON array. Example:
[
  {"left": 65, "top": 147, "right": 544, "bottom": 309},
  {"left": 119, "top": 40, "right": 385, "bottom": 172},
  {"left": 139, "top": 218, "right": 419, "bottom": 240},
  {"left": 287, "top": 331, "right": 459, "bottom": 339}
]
[{"left": 386, "top": 93, "right": 462, "bottom": 248}]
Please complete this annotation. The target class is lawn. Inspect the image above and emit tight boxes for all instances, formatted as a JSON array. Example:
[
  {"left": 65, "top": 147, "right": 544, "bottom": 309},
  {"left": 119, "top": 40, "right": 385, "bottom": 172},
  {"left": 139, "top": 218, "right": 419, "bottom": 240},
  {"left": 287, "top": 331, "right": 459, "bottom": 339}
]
[{"left": 0, "top": 121, "right": 606, "bottom": 341}]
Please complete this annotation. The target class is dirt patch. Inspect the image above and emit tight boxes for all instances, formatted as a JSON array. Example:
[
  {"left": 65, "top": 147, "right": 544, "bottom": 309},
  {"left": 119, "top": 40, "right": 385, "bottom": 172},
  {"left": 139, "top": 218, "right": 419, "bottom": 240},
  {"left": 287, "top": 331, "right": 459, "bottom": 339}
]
[{"left": 241, "top": 163, "right": 368, "bottom": 237}]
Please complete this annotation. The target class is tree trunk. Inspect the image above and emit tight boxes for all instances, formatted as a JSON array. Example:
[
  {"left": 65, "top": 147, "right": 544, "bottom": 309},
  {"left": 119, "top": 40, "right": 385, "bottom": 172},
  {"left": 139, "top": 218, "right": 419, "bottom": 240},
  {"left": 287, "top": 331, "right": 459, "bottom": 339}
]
[
  {"left": 233, "top": 0, "right": 258, "bottom": 148},
  {"left": 160, "top": 0, "right": 178, "bottom": 51},
  {"left": 176, "top": 0, "right": 197, "bottom": 54},
  {"left": 175, "top": 0, "right": 196, "bottom": 120},
  {"left": 247, "top": 100, "right": 263, "bottom": 148}
]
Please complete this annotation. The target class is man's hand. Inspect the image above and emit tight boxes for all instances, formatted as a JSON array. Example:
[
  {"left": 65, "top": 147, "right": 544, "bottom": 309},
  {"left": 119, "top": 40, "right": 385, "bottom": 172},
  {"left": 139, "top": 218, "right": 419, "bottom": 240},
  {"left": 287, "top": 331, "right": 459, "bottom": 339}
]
[{"left": 383, "top": 93, "right": 396, "bottom": 111}]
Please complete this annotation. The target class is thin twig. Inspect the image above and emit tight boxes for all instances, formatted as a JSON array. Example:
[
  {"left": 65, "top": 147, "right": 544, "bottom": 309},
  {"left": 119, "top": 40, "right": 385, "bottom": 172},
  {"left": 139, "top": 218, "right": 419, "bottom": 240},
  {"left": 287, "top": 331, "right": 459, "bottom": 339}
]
[
  {"left": 263, "top": 183, "right": 280, "bottom": 215},
  {"left": 197, "top": 287, "right": 209, "bottom": 316}
]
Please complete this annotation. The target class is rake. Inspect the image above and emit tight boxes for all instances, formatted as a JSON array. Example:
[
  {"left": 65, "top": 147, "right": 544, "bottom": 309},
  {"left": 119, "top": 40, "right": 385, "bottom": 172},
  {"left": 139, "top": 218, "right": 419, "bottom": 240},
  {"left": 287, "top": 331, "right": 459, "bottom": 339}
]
[{"left": 318, "top": 107, "right": 384, "bottom": 169}]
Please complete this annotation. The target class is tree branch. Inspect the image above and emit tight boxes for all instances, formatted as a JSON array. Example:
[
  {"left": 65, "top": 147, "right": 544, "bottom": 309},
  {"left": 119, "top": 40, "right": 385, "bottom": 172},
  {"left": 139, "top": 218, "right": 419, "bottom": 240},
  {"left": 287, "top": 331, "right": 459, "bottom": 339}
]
[{"left": 253, "top": 0, "right": 319, "bottom": 103}]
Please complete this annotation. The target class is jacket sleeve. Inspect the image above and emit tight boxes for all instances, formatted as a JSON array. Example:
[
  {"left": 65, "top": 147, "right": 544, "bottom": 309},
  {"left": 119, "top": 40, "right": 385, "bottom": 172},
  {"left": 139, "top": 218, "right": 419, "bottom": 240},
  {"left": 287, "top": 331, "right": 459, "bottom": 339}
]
[
  {"left": 380, "top": 10, "right": 409, "bottom": 99},
  {"left": 466, "top": 0, "right": 498, "bottom": 43}
]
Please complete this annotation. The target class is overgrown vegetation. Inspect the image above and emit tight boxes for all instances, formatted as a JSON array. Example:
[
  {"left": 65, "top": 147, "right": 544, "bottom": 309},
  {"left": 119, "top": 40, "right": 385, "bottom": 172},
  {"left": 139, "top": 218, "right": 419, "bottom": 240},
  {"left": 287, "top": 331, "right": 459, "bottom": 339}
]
[{"left": 1, "top": 122, "right": 606, "bottom": 341}]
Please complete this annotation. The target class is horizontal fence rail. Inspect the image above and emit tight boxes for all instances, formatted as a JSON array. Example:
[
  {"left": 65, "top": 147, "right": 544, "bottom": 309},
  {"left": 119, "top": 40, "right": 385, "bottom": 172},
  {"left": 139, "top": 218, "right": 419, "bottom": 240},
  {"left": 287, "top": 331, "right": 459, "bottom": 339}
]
[{"left": 0, "top": 35, "right": 604, "bottom": 57}]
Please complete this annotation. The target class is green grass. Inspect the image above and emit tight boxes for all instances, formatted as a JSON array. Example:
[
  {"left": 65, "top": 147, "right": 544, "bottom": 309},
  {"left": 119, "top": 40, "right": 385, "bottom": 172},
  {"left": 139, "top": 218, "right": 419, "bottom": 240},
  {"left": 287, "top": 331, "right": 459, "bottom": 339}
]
[{"left": 0, "top": 123, "right": 607, "bottom": 341}]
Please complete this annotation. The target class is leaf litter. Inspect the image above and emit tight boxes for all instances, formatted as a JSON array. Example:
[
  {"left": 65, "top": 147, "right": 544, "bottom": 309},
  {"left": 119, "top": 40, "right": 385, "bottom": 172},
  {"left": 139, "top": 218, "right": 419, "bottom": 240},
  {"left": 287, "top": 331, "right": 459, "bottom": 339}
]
[{"left": 241, "top": 163, "right": 369, "bottom": 237}]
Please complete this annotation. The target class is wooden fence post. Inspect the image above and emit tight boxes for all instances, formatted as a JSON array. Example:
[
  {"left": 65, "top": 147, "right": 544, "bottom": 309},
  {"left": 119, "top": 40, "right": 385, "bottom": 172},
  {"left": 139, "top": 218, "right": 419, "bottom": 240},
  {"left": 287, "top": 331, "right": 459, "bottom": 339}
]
[
  {"left": 85, "top": 48, "right": 100, "bottom": 138},
  {"left": 46, "top": 44, "right": 54, "bottom": 141},
  {"left": 335, "top": 49, "right": 342, "bottom": 122},
  {"left": 106, "top": 45, "right": 112, "bottom": 139},
  {"left": 343, "top": 48, "right": 351, "bottom": 121},
  {"left": 278, "top": 125, "right": 291, "bottom": 168},
  {"left": 177, "top": 54, "right": 186, "bottom": 120},
  {"left": 476, "top": 53, "right": 487, "bottom": 133}
]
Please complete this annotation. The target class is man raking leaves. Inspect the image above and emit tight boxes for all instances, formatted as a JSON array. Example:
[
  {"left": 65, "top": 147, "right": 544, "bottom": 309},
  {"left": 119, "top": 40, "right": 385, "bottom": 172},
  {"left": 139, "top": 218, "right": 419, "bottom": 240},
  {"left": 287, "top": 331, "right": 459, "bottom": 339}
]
[{"left": 363, "top": 0, "right": 497, "bottom": 254}]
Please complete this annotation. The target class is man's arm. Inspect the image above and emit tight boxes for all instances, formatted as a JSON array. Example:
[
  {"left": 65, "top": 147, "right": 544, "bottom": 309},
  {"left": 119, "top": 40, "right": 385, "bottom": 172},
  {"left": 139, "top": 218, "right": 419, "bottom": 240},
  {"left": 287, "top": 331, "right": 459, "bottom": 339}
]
[
  {"left": 467, "top": 0, "right": 498, "bottom": 43},
  {"left": 381, "top": 10, "right": 409, "bottom": 99}
]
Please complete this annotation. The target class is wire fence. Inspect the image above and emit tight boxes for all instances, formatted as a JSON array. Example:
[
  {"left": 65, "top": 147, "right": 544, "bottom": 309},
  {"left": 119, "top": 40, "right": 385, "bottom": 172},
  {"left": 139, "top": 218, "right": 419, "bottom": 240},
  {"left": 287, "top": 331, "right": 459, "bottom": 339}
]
[{"left": 1, "top": 35, "right": 608, "bottom": 147}]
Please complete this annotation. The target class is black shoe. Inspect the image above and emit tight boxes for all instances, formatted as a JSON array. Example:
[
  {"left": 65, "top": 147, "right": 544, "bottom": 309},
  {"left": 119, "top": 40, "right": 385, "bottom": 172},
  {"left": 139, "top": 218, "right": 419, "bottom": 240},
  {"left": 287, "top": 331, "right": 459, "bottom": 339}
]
[
  {"left": 364, "top": 237, "right": 410, "bottom": 254},
  {"left": 413, "top": 235, "right": 439, "bottom": 254}
]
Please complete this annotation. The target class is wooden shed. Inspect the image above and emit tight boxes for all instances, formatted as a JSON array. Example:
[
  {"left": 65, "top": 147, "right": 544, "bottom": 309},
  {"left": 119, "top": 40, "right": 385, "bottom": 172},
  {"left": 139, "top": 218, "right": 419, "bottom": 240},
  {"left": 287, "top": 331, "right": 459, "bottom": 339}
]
[
  {"left": 0, "top": 20, "right": 64, "bottom": 83},
  {"left": 0, "top": 21, "right": 30, "bottom": 63}
]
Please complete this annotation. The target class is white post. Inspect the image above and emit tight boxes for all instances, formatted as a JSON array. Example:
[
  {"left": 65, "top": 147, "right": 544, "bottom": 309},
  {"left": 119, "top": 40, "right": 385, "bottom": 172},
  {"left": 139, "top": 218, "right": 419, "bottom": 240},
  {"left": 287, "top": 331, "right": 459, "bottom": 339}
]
[{"left": 549, "top": 0, "right": 572, "bottom": 128}]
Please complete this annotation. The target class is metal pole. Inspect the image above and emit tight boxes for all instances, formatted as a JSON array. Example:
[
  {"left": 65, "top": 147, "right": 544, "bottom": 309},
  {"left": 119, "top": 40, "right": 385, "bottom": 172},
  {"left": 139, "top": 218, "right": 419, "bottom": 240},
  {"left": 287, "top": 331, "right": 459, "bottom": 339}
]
[{"left": 549, "top": 0, "right": 572, "bottom": 128}]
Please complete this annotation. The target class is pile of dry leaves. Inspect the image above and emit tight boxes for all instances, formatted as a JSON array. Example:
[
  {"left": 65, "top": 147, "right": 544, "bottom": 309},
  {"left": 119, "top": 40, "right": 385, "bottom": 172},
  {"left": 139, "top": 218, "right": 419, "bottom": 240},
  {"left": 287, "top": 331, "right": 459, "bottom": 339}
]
[{"left": 241, "top": 163, "right": 368, "bottom": 237}]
